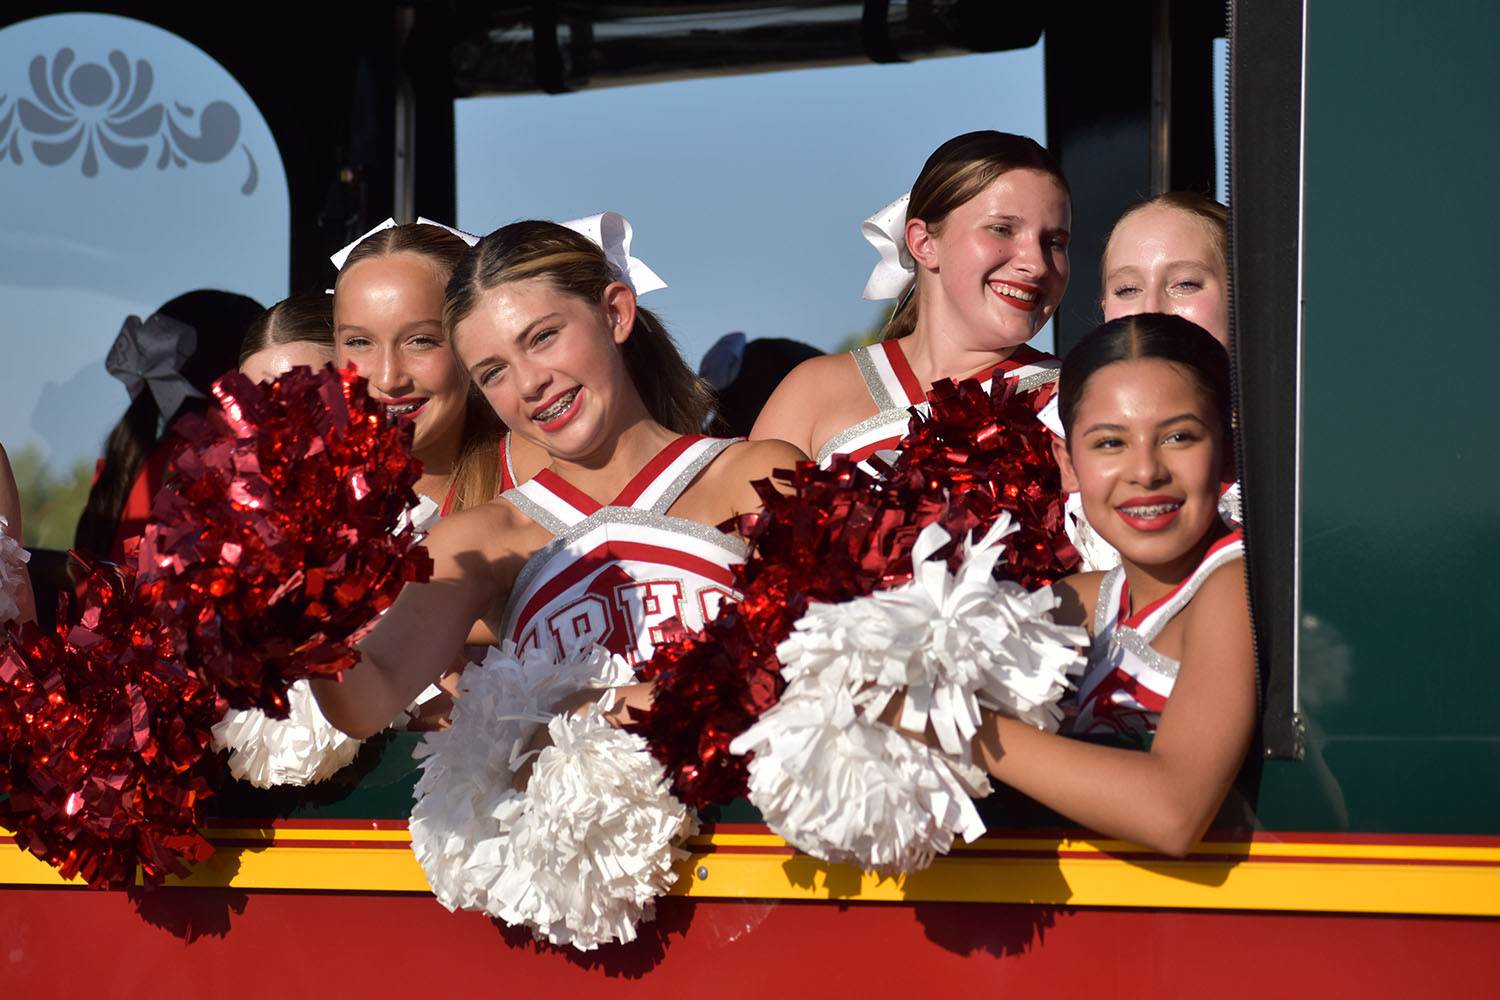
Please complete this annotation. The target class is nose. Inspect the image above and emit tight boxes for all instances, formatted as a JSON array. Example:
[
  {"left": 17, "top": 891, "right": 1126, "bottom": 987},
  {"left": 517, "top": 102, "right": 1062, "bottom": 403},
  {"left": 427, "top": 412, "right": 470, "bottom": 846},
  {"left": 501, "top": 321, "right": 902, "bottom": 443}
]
[
  {"left": 1011, "top": 236, "right": 1044, "bottom": 277},
  {"left": 512, "top": 357, "right": 551, "bottom": 402},
  {"left": 369, "top": 344, "right": 410, "bottom": 397},
  {"left": 1128, "top": 441, "right": 1169, "bottom": 488},
  {"left": 1142, "top": 283, "right": 1166, "bottom": 314}
]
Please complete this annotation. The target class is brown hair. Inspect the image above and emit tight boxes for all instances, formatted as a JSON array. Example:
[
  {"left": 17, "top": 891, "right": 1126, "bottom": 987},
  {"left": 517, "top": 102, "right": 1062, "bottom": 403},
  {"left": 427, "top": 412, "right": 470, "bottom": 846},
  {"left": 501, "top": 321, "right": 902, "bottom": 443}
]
[
  {"left": 1101, "top": 191, "right": 1229, "bottom": 289},
  {"left": 336, "top": 223, "right": 502, "bottom": 511},
  {"left": 444, "top": 220, "right": 712, "bottom": 436},
  {"left": 884, "top": 131, "right": 1071, "bottom": 341},
  {"left": 238, "top": 290, "right": 334, "bottom": 365}
]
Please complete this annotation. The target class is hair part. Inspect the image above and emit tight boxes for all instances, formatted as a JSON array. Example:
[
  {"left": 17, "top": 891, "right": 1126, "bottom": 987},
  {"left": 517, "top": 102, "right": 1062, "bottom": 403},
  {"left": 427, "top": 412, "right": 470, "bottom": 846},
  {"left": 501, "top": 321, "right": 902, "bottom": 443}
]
[
  {"left": 335, "top": 222, "right": 502, "bottom": 512},
  {"left": 1058, "top": 312, "right": 1232, "bottom": 442},
  {"left": 446, "top": 220, "right": 713, "bottom": 436},
  {"left": 883, "top": 131, "right": 1070, "bottom": 342},
  {"left": 239, "top": 290, "right": 334, "bottom": 365}
]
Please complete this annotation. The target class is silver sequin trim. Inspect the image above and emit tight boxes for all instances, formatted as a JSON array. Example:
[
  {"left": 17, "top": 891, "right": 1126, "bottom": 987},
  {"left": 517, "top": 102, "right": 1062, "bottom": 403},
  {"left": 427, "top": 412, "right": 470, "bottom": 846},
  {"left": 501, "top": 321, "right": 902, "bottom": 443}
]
[
  {"left": 851, "top": 345, "right": 897, "bottom": 411},
  {"left": 815, "top": 408, "right": 913, "bottom": 464},
  {"left": 1014, "top": 367, "right": 1061, "bottom": 393},
  {"left": 650, "top": 437, "right": 739, "bottom": 514}
]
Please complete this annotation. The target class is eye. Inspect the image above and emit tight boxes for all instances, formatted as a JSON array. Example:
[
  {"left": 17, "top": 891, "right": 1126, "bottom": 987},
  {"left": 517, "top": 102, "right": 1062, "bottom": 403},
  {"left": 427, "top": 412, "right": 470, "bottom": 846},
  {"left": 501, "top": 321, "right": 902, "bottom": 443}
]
[
  {"left": 1163, "top": 429, "right": 1203, "bottom": 446},
  {"left": 1170, "top": 280, "right": 1204, "bottom": 295},
  {"left": 1087, "top": 434, "right": 1125, "bottom": 451},
  {"left": 989, "top": 224, "right": 1014, "bottom": 238},
  {"left": 1109, "top": 284, "right": 1141, "bottom": 299},
  {"left": 409, "top": 333, "right": 443, "bottom": 349},
  {"left": 1046, "top": 235, "right": 1070, "bottom": 252},
  {"left": 477, "top": 363, "right": 506, "bottom": 387},
  {"left": 340, "top": 335, "right": 372, "bottom": 350},
  {"left": 532, "top": 326, "right": 559, "bottom": 348}
]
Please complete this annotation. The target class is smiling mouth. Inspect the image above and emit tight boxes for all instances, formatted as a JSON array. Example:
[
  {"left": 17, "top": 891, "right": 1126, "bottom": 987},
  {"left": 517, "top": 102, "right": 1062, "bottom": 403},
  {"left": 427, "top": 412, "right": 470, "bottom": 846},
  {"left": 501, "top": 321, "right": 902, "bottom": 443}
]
[
  {"left": 991, "top": 280, "right": 1040, "bottom": 309},
  {"left": 533, "top": 387, "right": 580, "bottom": 422},
  {"left": 381, "top": 399, "right": 427, "bottom": 418},
  {"left": 1117, "top": 500, "right": 1182, "bottom": 518}
]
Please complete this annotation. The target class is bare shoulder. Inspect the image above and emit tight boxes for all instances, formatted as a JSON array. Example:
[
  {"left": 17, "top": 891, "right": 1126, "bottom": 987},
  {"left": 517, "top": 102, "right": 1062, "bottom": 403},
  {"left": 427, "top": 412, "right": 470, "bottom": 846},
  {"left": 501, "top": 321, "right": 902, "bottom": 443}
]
[
  {"left": 421, "top": 496, "right": 545, "bottom": 572},
  {"left": 749, "top": 351, "right": 875, "bottom": 456},
  {"left": 1178, "top": 555, "right": 1253, "bottom": 667},
  {"left": 719, "top": 437, "right": 808, "bottom": 480},
  {"left": 1051, "top": 570, "right": 1106, "bottom": 631}
]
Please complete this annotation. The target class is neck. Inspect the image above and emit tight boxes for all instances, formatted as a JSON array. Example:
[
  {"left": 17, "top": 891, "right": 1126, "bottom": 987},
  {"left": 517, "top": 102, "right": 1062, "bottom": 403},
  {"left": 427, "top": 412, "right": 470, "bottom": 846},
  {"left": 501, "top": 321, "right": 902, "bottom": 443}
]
[
  {"left": 413, "top": 434, "right": 461, "bottom": 505},
  {"left": 1120, "top": 521, "right": 1230, "bottom": 612},
  {"left": 546, "top": 398, "right": 677, "bottom": 500},
  {"left": 905, "top": 305, "right": 1024, "bottom": 388}
]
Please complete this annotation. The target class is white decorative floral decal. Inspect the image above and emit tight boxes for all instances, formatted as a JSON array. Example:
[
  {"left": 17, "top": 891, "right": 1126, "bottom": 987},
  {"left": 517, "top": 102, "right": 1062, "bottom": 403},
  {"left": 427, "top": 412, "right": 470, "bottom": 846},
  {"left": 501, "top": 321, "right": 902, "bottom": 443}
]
[{"left": 0, "top": 46, "right": 258, "bottom": 194}]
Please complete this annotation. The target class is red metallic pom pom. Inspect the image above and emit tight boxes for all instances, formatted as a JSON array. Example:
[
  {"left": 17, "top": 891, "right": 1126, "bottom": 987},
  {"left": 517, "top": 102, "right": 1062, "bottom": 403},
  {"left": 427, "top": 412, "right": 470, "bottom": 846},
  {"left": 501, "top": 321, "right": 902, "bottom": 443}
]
[
  {"left": 135, "top": 366, "right": 433, "bottom": 715},
  {"left": 0, "top": 561, "right": 219, "bottom": 889},
  {"left": 635, "top": 375, "right": 1078, "bottom": 808}
]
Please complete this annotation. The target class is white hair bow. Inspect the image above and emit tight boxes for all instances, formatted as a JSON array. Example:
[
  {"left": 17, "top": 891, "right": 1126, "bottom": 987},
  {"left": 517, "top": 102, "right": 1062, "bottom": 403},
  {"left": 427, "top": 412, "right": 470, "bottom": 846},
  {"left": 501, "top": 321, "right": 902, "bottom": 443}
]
[
  {"left": 329, "top": 217, "right": 480, "bottom": 270},
  {"left": 860, "top": 192, "right": 914, "bottom": 301},
  {"left": 560, "top": 212, "right": 667, "bottom": 295}
]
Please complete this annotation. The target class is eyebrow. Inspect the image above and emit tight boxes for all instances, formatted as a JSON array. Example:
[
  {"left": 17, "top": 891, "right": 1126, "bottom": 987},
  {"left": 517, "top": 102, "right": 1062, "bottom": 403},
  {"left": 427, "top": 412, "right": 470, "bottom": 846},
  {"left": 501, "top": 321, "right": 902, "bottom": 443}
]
[
  {"left": 335, "top": 318, "right": 442, "bottom": 336},
  {"left": 1079, "top": 413, "right": 1210, "bottom": 436},
  {"left": 464, "top": 312, "right": 564, "bottom": 375}
]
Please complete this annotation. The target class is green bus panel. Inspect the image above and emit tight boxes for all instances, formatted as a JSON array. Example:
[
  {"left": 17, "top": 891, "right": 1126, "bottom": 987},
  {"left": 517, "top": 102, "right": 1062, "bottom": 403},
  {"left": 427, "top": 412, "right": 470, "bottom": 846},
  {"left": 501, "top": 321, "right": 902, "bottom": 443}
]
[{"left": 1265, "top": 0, "right": 1500, "bottom": 833}]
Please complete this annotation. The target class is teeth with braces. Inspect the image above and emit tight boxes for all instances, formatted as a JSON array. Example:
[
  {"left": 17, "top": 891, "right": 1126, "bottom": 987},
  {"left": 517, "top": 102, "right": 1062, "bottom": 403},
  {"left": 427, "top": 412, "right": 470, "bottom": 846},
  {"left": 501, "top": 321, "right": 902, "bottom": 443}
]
[
  {"left": 535, "top": 388, "right": 579, "bottom": 422},
  {"left": 1120, "top": 502, "right": 1181, "bottom": 517},
  {"left": 384, "top": 401, "right": 422, "bottom": 416}
]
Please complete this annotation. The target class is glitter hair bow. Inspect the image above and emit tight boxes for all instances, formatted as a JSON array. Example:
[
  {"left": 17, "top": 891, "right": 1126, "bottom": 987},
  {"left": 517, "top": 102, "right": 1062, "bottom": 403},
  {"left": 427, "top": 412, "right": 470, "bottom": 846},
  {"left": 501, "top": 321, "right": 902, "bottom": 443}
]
[
  {"left": 104, "top": 312, "right": 203, "bottom": 422},
  {"left": 861, "top": 192, "right": 915, "bottom": 301},
  {"left": 560, "top": 212, "right": 667, "bottom": 295},
  {"left": 329, "top": 217, "right": 481, "bottom": 270}
]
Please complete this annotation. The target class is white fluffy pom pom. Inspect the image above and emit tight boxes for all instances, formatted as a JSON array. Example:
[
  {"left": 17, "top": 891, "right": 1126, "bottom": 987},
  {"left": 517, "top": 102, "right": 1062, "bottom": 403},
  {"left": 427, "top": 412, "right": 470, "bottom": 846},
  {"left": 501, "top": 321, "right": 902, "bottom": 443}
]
[
  {"left": 410, "top": 641, "right": 691, "bottom": 950},
  {"left": 732, "top": 517, "right": 1086, "bottom": 873},
  {"left": 212, "top": 679, "right": 363, "bottom": 787},
  {"left": 732, "top": 685, "right": 989, "bottom": 874},
  {"left": 0, "top": 515, "right": 31, "bottom": 626}
]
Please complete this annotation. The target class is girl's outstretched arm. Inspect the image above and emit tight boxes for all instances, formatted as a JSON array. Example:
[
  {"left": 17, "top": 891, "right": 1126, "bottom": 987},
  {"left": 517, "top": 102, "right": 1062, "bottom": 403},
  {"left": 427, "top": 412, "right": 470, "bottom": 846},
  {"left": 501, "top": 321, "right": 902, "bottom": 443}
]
[
  {"left": 312, "top": 504, "right": 514, "bottom": 739},
  {"left": 972, "top": 559, "right": 1256, "bottom": 856}
]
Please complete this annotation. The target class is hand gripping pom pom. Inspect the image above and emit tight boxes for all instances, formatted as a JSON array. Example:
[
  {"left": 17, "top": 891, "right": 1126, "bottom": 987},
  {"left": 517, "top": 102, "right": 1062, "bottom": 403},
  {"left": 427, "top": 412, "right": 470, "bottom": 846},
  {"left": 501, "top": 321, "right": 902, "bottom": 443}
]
[
  {"left": 411, "top": 642, "right": 694, "bottom": 949},
  {"left": 730, "top": 520, "right": 1086, "bottom": 873},
  {"left": 135, "top": 366, "right": 433, "bottom": 716},
  {"left": 0, "top": 561, "right": 219, "bottom": 888}
]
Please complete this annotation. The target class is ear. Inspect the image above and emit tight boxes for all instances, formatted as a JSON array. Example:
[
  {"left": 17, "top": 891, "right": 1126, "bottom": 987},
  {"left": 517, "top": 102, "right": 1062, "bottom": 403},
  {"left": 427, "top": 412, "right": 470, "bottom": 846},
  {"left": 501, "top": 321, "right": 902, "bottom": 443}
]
[
  {"left": 602, "top": 281, "right": 638, "bottom": 346},
  {"left": 905, "top": 217, "right": 939, "bottom": 270},
  {"left": 1052, "top": 434, "right": 1080, "bottom": 494}
]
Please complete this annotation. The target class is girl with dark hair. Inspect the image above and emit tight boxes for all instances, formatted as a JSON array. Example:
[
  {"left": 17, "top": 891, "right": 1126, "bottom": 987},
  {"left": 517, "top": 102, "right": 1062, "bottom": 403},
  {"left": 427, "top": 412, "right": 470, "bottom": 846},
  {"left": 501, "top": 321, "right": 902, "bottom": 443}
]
[
  {"left": 891, "top": 313, "right": 1253, "bottom": 856},
  {"left": 75, "top": 289, "right": 265, "bottom": 562},
  {"left": 238, "top": 290, "right": 335, "bottom": 383},
  {"left": 312, "top": 216, "right": 805, "bottom": 738},
  {"left": 751, "top": 131, "right": 1071, "bottom": 465}
]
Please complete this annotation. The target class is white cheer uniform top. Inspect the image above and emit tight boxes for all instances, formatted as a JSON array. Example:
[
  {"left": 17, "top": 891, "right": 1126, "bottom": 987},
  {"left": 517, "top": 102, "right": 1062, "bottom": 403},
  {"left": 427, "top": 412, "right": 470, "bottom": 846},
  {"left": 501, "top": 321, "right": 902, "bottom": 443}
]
[
  {"left": 1070, "top": 530, "right": 1244, "bottom": 737},
  {"left": 499, "top": 435, "right": 748, "bottom": 664},
  {"left": 815, "top": 339, "right": 1061, "bottom": 468}
]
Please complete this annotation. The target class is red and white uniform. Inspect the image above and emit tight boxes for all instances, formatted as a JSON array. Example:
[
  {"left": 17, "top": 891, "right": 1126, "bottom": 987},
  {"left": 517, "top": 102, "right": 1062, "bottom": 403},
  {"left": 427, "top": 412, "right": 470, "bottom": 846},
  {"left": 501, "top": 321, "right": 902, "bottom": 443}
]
[
  {"left": 815, "top": 339, "right": 1061, "bottom": 468},
  {"left": 500, "top": 435, "right": 746, "bottom": 664},
  {"left": 1070, "top": 530, "right": 1244, "bottom": 737}
]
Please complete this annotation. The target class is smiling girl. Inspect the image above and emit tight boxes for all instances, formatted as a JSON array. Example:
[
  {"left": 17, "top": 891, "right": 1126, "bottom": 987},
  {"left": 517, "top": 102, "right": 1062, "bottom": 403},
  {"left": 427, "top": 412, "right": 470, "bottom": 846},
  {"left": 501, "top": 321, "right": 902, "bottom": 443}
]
[
  {"left": 751, "top": 131, "right": 1070, "bottom": 465},
  {"left": 333, "top": 223, "right": 507, "bottom": 513},
  {"left": 313, "top": 219, "right": 805, "bottom": 738},
  {"left": 891, "top": 313, "right": 1254, "bottom": 856}
]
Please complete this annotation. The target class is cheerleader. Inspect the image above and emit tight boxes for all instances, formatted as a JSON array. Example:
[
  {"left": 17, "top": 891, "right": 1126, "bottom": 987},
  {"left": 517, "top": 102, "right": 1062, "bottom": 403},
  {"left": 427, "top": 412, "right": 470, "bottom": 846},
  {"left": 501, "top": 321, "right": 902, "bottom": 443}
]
[
  {"left": 332, "top": 221, "right": 507, "bottom": 514},
  {"left": 313, "top": 217, "right": 805, "bottom": 739},
  {"left": 751, "top": 131, "right": 1070, "bottom": 466},
  {"left": 237, "top": 290, "right": 335, "bottom": 383},
  {"left": 1101, "top": 191, "right": 1229, "bottom": 348},
  {"left": 892, "top": 314, "right": 1253, "bottom": 857},
  {"left": 75, "top": 290, "right": 264, "bottom": 562}
]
